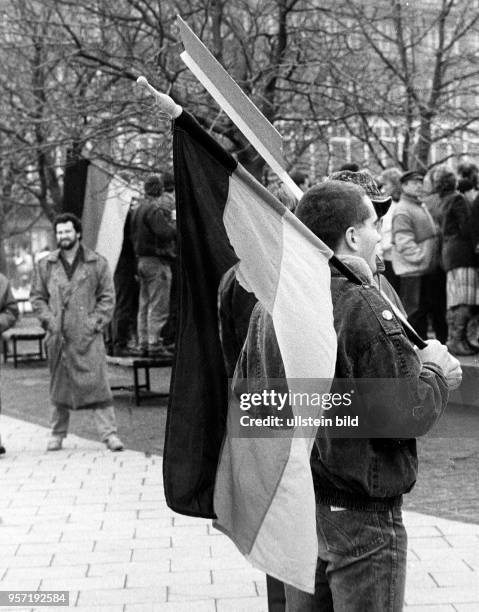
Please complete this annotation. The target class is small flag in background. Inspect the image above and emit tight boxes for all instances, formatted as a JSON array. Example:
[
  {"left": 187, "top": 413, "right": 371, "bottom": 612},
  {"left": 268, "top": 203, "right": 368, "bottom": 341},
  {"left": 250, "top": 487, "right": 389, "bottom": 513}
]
[
  {"left": 63, "top": 159, "right": 138, "bottom": 273},
  {"left": 62, "top": 154, "right": 89, "bottom": 221},
  {"left": 164, "top": 109, "right": 337, "bottom": 592}
]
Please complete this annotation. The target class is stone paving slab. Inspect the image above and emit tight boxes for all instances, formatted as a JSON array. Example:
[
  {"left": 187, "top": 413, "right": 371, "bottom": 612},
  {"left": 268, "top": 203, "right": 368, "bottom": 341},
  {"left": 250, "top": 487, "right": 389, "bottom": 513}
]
[{"left": 0, "top": 414, "right": 477, "bottom": 610}]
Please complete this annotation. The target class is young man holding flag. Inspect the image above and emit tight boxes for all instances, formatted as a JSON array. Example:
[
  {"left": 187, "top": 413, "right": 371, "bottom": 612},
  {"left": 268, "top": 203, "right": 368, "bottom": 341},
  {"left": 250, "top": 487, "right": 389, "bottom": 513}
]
[
  {"left": 234, "top": 180, "right": 460, "bottom": 611},
  {"left": 137, "top": 75, "right": 460, "bottom": 608}
]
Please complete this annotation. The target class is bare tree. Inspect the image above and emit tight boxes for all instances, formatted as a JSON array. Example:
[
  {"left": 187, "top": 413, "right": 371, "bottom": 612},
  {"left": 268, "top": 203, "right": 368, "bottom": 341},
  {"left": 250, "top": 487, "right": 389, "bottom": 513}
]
[
  {"left": 2, "top": 0, "right": 479, "bottom": 243},
  {"left": 312, "top": 0, "right": 479, "bottom": 171},
  {"left": 47, "top": 0, "right": 320, "bottom": 179}
]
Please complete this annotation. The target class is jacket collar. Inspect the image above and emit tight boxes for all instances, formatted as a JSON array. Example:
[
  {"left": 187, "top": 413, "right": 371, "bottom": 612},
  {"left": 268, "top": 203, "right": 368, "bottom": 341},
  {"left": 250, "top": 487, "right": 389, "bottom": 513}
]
[
  {"left": 331, "top": 255, "right": 374, "bottom": 284},
  {"left": 399, "top": 192, "right": 422, "bottom": 207},
  {"left": 46, "top": 244, "right": 98, "bottom": 263}
]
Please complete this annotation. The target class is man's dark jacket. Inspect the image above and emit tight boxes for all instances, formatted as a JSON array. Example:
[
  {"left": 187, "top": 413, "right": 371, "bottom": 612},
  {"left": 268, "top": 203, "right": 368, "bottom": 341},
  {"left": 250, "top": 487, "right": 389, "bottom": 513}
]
[
  {"left": 232, "top": 256, "right": 449, "bottom": 512},
  {"left": 130, "top": 195, "right": 176, "bottom": 260},
  {"left": 440, "top": 192, "right": 478, "bottom": 271}
]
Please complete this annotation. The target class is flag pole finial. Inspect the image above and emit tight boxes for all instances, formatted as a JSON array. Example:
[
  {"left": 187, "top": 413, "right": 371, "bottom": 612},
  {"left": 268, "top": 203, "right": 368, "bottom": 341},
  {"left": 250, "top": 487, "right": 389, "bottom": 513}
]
[{"left": 136, "top": 76, "right": 183, "bottom": 119}]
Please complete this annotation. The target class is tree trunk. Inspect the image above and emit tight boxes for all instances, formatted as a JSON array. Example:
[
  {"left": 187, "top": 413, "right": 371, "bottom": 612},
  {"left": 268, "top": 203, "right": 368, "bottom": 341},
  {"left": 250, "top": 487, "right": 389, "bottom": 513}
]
[
  {"left": 0, "top": 168, "right": 11, "bottom": 275},
  {"left": 414, "top": 114, "right": 433, "bottom": 171}
]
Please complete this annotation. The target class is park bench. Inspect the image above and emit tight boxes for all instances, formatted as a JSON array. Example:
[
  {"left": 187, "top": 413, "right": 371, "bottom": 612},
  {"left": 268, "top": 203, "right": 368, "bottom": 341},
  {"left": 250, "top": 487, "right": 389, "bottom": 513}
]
[
  {"left": 2, "top": 326, "right": 46, "bottom": 368},
  {"left": 106, "top": 355, "right": 171, "bottom": 406}
]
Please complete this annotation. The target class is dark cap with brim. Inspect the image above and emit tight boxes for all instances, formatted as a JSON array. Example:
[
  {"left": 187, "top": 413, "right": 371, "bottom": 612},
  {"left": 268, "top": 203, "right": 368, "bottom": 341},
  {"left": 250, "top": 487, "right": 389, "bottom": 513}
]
[{"left": 328, "top": 170, "right": 392, "bottom": 216}]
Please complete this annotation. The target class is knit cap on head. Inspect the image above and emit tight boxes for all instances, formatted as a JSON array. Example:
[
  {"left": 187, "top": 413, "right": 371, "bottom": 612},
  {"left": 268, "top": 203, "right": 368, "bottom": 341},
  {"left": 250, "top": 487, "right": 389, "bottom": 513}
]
[{"left": 144, "top": 174, "right": 163, "bottom": 197}]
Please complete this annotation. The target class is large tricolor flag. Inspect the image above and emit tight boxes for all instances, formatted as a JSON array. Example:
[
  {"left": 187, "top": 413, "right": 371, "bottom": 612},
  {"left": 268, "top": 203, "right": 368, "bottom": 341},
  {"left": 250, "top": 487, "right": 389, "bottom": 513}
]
[
  {"left": 164, "top": 109, "right": 337, "bottom": 592},
  {"left": 63, "top": 159, "right": 138, "bottom": 273}
]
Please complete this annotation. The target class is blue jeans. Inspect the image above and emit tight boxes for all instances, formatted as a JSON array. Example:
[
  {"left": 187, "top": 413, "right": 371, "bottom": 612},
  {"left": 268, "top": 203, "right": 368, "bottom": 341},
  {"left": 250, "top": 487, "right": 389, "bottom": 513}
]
[
  {"left": 137, "top": 257, "right": 172, "bottom": 347},
  {"left": 285, "top": 504, "right": 407, "bottom": 612}
]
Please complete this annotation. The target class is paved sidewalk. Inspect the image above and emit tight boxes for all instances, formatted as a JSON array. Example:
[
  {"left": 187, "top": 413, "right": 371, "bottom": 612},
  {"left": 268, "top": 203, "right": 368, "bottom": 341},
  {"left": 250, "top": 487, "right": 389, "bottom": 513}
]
[{"left": 0, "top": 415, "right": 477, "bottom": 611}]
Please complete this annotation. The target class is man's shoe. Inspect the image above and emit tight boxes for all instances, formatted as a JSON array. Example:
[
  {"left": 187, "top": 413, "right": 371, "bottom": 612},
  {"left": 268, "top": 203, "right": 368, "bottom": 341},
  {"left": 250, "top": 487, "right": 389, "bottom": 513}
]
[
  {"left": 47, "top": 436, "right": 63, "bottom": 451},
  {"left": 105, "top": 434, "right": 124, "bottom": 452},
  {"left": 0, "top": 444, "right": 6, "bottom": 455},
  {"left": 147, "top": 345, "right": 173, "bottom": 360},
  {"left": 127, "top": 345, "right": 149, "bottom": 358},
  {"left": 113, "top": 347, "right": 142, "bottom": 357},
  {"left": 447, "top": 339, "right": 477, "bottom": 356},
  {"left": 112, "top": 346, "right": 130, "bottom": 357}
]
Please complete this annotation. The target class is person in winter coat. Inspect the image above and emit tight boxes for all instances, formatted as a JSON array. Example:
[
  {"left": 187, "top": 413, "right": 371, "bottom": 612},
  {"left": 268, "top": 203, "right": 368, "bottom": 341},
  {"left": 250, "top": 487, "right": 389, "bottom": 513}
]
[
  {"left": 30, "top": 213, "right": 124, "bottom": 452},
  {"left": 0, "top": 273, "right": 19, "bottom": 454},
  {"left": 391, "top": 171, "right": 446, "bottom": 342},
  {"left": 437, "top": 169, "right": 479, "bottom": 356}
]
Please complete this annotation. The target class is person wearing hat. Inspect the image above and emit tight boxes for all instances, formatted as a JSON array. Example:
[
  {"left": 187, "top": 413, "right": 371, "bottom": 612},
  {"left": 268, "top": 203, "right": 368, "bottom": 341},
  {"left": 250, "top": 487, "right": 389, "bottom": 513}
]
[
  {"left": 130, "top": 174, "right": 176, "bottom": 358},
  {"left": 391, "top": 170, "right": 445, "bottom": 342},
  {"left": 328, "top": 170, "right": 407, "bottom": 313},
  {"left": 328, "top": 169, "right": 392, "bottom": 218}
]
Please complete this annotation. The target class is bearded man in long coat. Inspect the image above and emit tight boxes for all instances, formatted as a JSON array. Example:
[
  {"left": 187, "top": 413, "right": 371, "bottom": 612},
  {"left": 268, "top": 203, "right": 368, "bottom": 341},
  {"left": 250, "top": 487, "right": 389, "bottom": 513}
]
[{"left": 30, "top": 213, "right": 123, "bottom": 452}]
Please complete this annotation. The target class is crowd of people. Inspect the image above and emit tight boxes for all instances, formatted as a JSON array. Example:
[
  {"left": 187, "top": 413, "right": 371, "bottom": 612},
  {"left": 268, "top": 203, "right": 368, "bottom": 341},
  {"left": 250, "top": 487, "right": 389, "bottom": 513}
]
[
  {"left": 0, "top": 157, "right": 472, "bottom": 610},
  {"left": 377, "top": 162, "right": 479, "bottom": 356},
  {"left": 278, "top": 161, "right": 479, "bottom": 356}
]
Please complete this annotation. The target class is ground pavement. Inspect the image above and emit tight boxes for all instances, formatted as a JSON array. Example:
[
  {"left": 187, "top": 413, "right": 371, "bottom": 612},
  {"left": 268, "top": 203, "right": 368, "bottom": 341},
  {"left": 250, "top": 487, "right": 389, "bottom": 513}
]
[{"left": 0, "top": 415, "right": 477, "bottom": 612}]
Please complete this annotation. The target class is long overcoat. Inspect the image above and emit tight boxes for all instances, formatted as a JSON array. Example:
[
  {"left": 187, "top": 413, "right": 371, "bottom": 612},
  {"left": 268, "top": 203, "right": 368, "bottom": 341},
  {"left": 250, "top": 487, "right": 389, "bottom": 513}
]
[
  {"left": 0, "top": 273, "right": 19, "bottom": 333},
  {"left": 30, "top": 246, "right": 115, "bottom": 409},
  {"left": 0, "top": 273, "right": 19, "bottom": 416},
  {"left": 440, "top": 192, "right": 478, "bottom": 271}
]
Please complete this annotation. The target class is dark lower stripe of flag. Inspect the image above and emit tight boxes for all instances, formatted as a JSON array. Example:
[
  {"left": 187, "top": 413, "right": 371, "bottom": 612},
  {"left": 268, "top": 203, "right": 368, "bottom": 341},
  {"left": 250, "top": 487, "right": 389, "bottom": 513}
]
[
  {"left": 62, "top": 156, "right": 90, "bottom": 219},
  {"left": 164, "top": 111, "right": 238, "bottom": 517}
]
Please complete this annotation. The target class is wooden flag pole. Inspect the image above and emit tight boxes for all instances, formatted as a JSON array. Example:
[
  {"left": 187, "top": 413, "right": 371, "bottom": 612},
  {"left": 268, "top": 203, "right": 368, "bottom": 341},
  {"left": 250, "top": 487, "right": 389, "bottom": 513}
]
[{"left": 176, "top": 16, "right": 303, "bottom": 203}]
